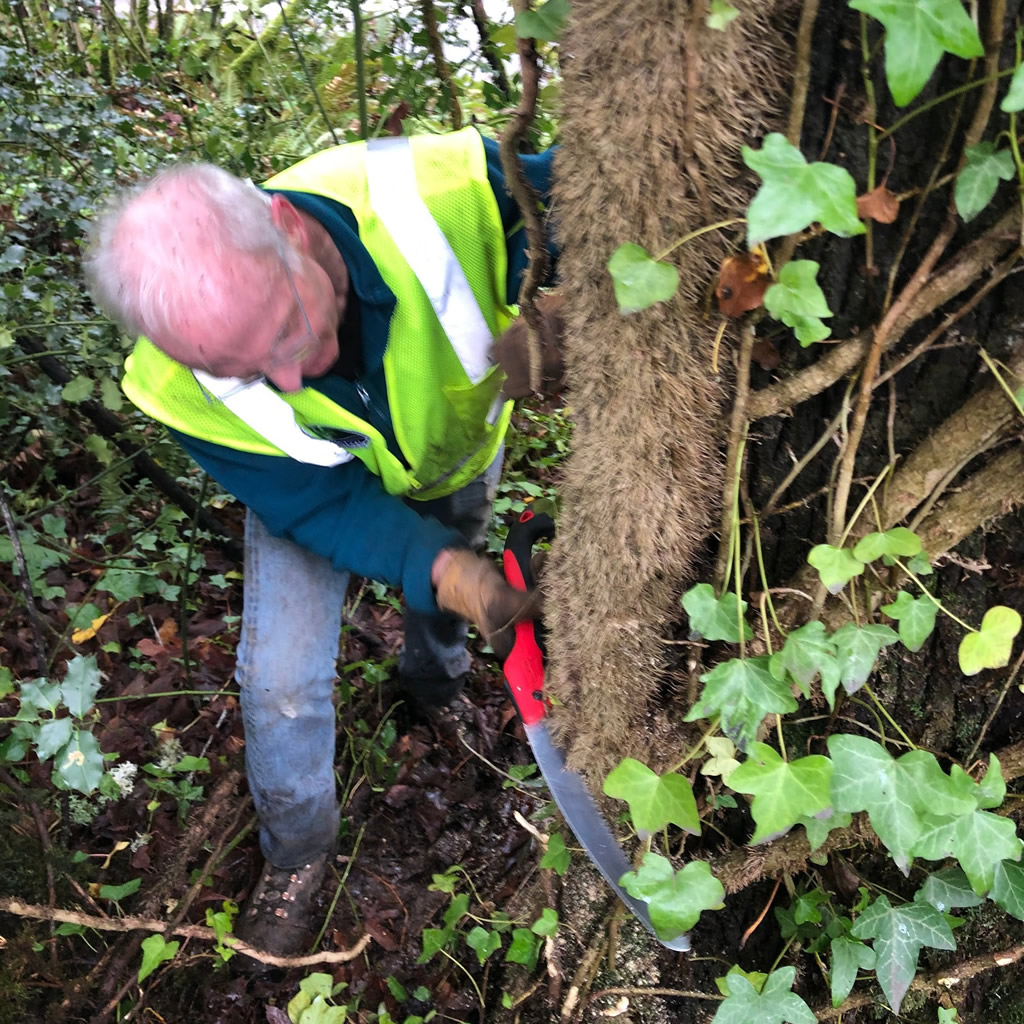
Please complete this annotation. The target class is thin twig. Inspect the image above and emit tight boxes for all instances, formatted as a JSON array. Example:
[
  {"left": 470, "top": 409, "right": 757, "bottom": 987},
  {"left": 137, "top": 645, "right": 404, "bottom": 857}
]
[
  {"left": 421, "top": 0, "right": 462, "bottom": 130},
  {"left": 967, "top": 648, "right": 1024, "bottom": 765},
  {"left": 277, "top": 0, "right": 339, "bottom": 145},
  {"left": 0, "top": 484, "right": 48, "bottom": 676}
]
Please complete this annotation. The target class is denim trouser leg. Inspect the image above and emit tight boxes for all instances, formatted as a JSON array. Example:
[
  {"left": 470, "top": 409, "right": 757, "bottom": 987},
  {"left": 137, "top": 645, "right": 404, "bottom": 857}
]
[
  {"left": 236, "top": 509, "right": 347, "bottom": 868},
  {"left": 236, "top": 453, "right": 502, "bottom": 867},
  {"left": 399, "top": 453, "right": 502, "bottom": 684}
]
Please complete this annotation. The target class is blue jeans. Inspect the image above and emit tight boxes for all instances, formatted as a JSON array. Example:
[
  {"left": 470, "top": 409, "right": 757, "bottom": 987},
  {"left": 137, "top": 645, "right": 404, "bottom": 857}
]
[{"left": 234, "top": 457, "right": 501, "bottom": 868}]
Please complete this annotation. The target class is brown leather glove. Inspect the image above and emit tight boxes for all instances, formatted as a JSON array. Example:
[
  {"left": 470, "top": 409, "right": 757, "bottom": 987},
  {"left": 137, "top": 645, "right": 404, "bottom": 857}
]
[
  {"left": 433, "top": 548, "right": 541, "bottom": 658},
  {"left": 492, "top": 292, "right": 566, "bottom": 399}
]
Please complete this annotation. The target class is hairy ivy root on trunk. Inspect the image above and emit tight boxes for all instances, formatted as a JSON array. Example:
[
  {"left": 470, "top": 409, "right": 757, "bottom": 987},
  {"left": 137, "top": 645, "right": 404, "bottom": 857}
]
[{"left": 545, "top": 0, "right": 795, "bottom": 778}]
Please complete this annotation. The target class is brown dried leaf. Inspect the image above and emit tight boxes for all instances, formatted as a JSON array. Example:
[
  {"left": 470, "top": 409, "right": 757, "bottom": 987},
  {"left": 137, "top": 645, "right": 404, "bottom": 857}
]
[
  {"left": 716, "top": 250, "right": 770, "bottom": 317},
  {"left": 856, "top": 185, "right": 900, "bottom": 224},
  {"left": 751, "top": 338, "right": 781, "bottom": 371}
]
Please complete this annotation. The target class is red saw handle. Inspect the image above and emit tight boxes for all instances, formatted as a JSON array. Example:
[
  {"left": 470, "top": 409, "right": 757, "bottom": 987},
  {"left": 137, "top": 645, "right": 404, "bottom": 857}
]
[{"left": 502, "top": 508, "right": 555, "bottom": 726}]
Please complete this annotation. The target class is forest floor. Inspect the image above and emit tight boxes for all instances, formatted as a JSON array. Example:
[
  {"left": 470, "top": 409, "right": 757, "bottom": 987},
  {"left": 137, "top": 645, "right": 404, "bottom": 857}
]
[{"left": 2, "top": 411, "right": 1024, "bottom": 1024}]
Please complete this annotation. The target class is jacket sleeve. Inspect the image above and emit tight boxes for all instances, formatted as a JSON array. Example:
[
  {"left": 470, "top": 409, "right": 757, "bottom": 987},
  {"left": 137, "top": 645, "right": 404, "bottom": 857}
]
[
  {"left": 480, "top": 136, "right": 559, "bottom": 304},
  {"left": 169, "top": 429, "right": 466, "bottom": 614}
]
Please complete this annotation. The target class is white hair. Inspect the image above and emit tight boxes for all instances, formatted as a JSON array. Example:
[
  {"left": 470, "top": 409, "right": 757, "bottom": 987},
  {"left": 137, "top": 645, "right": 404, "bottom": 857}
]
[{"left": 84, "top": 163, "right": 300, "bottom": 341}]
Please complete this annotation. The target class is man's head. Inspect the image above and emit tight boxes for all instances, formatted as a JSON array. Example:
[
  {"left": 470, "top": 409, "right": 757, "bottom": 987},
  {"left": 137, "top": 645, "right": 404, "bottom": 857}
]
[{"left": 85, "top": 164, "right": 343, "bottom": 392}]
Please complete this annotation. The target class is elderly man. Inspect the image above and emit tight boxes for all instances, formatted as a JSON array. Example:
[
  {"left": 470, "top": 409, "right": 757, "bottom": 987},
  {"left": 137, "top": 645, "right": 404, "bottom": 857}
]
[{"left": 85, "top": 127, "right": 560, "bottom": 956}]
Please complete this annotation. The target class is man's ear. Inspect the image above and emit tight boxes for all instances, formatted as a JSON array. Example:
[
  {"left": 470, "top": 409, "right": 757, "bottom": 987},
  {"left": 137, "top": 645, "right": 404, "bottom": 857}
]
[{"left": 270, "top": 194, "right": 309, "bottom": 252}]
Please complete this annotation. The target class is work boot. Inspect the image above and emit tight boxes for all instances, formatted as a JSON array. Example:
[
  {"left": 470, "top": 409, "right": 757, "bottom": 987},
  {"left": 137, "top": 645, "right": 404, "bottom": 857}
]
[
  {"left": 399, "top": 672, "right": 468, "bottom": 712},
  {"left": 235, "top": 853, "right": 331, "bottom": 957}
]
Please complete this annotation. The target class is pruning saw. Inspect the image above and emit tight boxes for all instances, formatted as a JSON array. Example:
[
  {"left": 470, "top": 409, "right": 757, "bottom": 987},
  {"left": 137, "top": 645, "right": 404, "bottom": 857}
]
[{"left": 502, "top": 506, "right": 691, "bottom": 952}]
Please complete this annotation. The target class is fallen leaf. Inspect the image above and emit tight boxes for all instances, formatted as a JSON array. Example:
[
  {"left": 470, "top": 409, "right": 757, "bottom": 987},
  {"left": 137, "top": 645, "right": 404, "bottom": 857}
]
[
  {"left": 72, "top": 612, "right": 110, "bottom": 644},
  {"left": 716, "top": 250, "right": 770, "bottom": 316},
  {"left": 857, "top": 186, "right": 900, "bottom": 224},
  {"left": 752, "top": 338, "right": 781, "bottom": 370}
]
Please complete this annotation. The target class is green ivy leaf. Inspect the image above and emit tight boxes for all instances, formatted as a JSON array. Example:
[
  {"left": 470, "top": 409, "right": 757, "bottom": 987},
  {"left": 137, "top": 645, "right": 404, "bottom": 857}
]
[
  {"left": 881, "top": 591, "right": 938, "bottom": 653},
  {"left": 710, "top": 966, "right": 816, "bottom": 1024},
  {"left": 807, "top": 544, "right": 865, "bottom": 594},
  {"left": 443, "top": 892, "right": 469, "bottom": 930},
  {"left": 700, "top": 736, "right": 741, "bottom": 783},
  {"left": 603, "top": 757, "right": 700, "bottom": 834},
  {"left": 100, "top": 877, "right": 142, "bottom": 901},
  {"left": 685, "top": 655, "right": 798, "bottom": 751},
  {"left": 850, "top": 0, "right": 984, "bottom": 107},
  {"left": 515, "top": 0, "right": 569, "bottom": 41},
  {"left": 914, "top": 866, "right": 984, "bottom": 912},
  {"left": 418, "top": 927, "right": 451, "bottom": 963},
  {"left": 913, "top": 809, "right": 1022, "bottom": 895},
  {"left": 938, "top": 1008, "right": 960, "bottom": 1024},
  {"left": 798, "top": 809, "right": 853, "bottom": 853},
  {"left": 769, "top": 621, "right": 841, "bottom": 699},
  {"left": 852, "top": 527, "right": 923, "bottom": 563},
  {"left": 138, "top": 933, "right": 179, "bottom": 983},
  {"left": 681, "top": 583, "right": 753, "bottom": 642},
  {"left": 1003, "top": 63, "right": 1024, "bottom": 112},
  {"left": 607, "top": 243, "right": 680, "bottom": 314},
  {"left": 958, "top": 605, "right": 1022, "bottom": 676},
  {"left": 991, "top": 859, "right": 1024, "bottom": 920},
  {"left": 729, "top": 743, "right": 833, "bottom": 843},
  {"left": 850, "top": 895, "right": 955, "bottom": 1012},
  {"left": 830, "top": 623, "right": 900, "bottom": 704},
  {"left": 54, "top": 728, "right": 104, "bottom": 795},
  {"left": 828, "top": 737, "right": 973, "bottom": 871},
  {"left": 763, "top": 260, "right": 833, "bottom": 345},
  {"left": 620, "top": 854, "right": 724, "bottom": 942},
  {"left": 531, "top": 907, "right": 559, "bottom": 936},
  {"left": 955, "top": 142, "right": 1015, "bottom": 222},
  {"left": 706, "top": 0, "right": 740, "bottom": 30},
  {"left": 742, "top": 134, "right": 865, "bottom": 246},
  {"left": 61, "top": 653, "right": 102, "bottom": 718},
  {"left": 829, "top": 935, "right": 876, "bottom": 1008},
  {"left": 61, "top": 375, "right": 94, "bottom": 403},
  {"left": 974, "top": 753, "right": 1006, "bottom": 809},
  {"left": 716, "top": 965, "right": 769, "bottom": 996},
  {"left": 540, "top": 831, "right": 570, "bottom": 875},
  {"left": 466, "top": 925, "right": 501, "bottom": 963},
  {"left": 504, "top": 928, "right": 540, "bottom": 970}
]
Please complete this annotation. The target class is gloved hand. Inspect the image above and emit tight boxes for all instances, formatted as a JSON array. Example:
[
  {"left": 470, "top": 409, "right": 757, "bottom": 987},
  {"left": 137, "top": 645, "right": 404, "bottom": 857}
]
[
  {"left": 492, "top": 292, "right": 566, "bottom": 399},
  {"left": 432, "top": 548, "right": 541, "bottom": 658}
]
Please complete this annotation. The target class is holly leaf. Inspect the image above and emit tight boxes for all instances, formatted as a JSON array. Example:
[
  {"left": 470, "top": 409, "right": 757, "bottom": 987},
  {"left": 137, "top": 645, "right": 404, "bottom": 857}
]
[
  {"left": 61, "top": 375, "right": 94, "bottom": 403},
  {"left": 830, "top": 623, "right": 900, "bottom": 703},
  {"left": 99, "top": 377, "right": 123, "bottom": 412},
  {"left": 850, "top": 0, "right": 984, "bottom": 107},
  {"left": 61, "top": 653, "right": 102, "bottom": 718},
  {"left": 915, "top": 866, "right": 985, "bottom": 912},
  {"left": 958, "top": 605, "right": 1021, "bottom": 676},
  {"left": 603, "top": 757, "right": 700, "bottom": 834},
  {"left": 763, "top": 260, "right": 833, "bottom": 345},
  {"left": 607, "top": 243, "right": 680, "bottom": 314},
  {"left": 955, "top": 142, "right": 1015, "bottom": 223},
  {"left": 829, "top": 936, "right": 876, "bottom": 1007},
  {"left": 852, "top": 527, "right": 923, "bottom": 563},
  {"left": 35, "top": 717, "right": 75, "bottom": 761},
  {"left": 682, "top": 583, "right": 753, "bottom": 642},
  {"left": 710, "top": 966, "right": 816, "bottom": 1024},
  {"left": 881, "top": 591, "right": 938, "bottom": 653},
  {"left": 807, "top": 544, "right": 865, "bottom": 594},
  {"left": 742, "top": 134, "right": 865, "bottom": 246},
  {"left": 138, "top": 933, "right": 179, "bottom": 983},
  {"left": 769, "top": 621, "right": 841, "bottom": 699},
  {"left": 514, "top": 0, "right": 569, "bottom": 40},
  {"left": 729, "top": 743, "right": 833, "bottom": 844},
  {"left": 620, "top": 854, "right": 724, "bottom": 943},
  {"left": 706, "top": 0, "right": 740, "bottom": 30},
  {"left": 850, "top": 895, "right": 955, "bottom": 1012},
  {"left": 991, "top": 859, "right": 1024, "bottom": 920},
  {"left": 685, "top": 655, "right": 799, "bottom": 751},
  {"left": 53, "top": 728, "right": 104, "bottom": 795},
  {"left": 466, "top": 926, "right": 501, "bottom": 963},
  {"left": 1002, "top": 62, "right": 1024, "bottom": 112}
]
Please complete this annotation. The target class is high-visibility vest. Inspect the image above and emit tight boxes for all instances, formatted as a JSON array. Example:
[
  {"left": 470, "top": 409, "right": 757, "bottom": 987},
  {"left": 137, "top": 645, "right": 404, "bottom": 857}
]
[{"left": 121, "top": 128, "right": 514, "bottom": 501}]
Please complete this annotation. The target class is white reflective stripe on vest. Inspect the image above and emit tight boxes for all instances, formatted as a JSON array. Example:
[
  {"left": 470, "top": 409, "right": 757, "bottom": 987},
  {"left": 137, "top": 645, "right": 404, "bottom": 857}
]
[
  {"left": 191, "top": 370, "right": 355, "bottom": 467},
  {"left": 366, "top": 136, "right": 494, "bottom": 385}
]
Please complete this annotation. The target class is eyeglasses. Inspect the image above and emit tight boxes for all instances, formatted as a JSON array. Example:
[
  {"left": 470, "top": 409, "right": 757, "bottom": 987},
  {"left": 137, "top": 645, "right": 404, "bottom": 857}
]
[{"left": 267, "top": 250, "right": 318, "bottom": 371}]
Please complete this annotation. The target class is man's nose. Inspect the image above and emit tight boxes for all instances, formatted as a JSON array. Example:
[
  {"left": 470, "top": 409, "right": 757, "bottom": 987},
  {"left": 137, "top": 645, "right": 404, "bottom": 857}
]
[{"left": 267, "top": 364, "right": 304, "bottom": 393}]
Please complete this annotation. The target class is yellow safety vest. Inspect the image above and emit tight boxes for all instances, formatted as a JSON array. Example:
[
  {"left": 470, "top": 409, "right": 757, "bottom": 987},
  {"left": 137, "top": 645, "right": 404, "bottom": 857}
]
[{"left": 122, "top": 128, "right": 514, "bottom": 501}]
